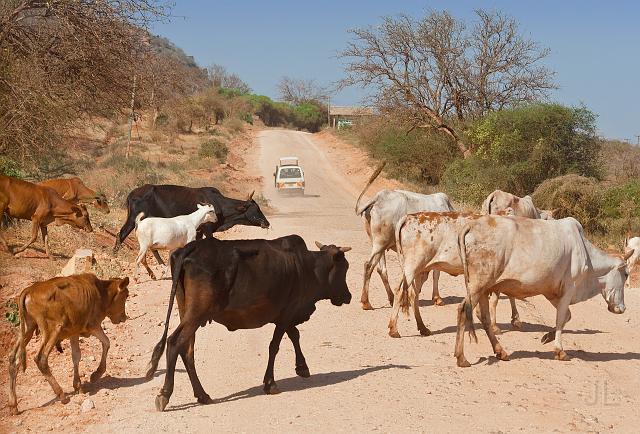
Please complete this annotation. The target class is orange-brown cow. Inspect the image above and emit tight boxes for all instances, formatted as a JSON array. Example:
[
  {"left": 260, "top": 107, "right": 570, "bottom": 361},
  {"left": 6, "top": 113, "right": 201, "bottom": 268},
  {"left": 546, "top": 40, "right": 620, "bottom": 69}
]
[
  {"left": 0, "top": 175, "right": 93, "bottom": 257},
  {"left": 7, "top": 274, "right": 130, "bottom": 415},
  {"left": 38, "top": 177, "right": 109, "bottom": 213}
]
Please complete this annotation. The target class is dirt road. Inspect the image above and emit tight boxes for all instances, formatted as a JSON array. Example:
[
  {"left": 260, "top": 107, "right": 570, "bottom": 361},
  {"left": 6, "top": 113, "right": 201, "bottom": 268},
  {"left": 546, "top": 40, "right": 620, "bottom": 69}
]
[{"left": 8, "top": 129, "right": 640, "bottom": 433}]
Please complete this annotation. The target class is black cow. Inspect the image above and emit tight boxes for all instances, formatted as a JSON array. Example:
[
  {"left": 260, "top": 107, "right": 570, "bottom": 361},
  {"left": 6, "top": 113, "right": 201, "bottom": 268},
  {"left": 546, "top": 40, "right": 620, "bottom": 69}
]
[
  {"left": 145, "top": 235, "right": 352, "bottom": 411},
  {"left": 114, "top": 184, "right": 270, "bottom": 257}
]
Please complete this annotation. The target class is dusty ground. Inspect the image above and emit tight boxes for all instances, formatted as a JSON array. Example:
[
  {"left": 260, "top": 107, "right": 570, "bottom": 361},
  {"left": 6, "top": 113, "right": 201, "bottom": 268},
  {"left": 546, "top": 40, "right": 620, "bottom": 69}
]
[{"left": 2, "top": 128, "right": 640, "bottom": 433}]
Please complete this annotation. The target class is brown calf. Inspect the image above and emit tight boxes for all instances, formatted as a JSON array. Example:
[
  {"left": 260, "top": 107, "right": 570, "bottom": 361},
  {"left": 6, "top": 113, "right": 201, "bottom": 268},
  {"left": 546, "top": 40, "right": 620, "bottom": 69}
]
[
  {"left": 0, "top": 175, "right": 93, "bottom": 257},
  {"left": 7, "top": 274, "right": 130, "bottom": 415},
  {"left": 38, "top": 177, "right": 110, "bottom": 213}
]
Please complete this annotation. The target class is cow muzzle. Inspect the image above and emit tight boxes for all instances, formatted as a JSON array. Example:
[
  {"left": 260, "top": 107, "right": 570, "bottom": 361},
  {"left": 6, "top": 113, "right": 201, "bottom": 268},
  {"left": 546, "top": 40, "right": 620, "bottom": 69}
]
[
  {"left": 608, "top": 303, "right": 625, "bottom": 314},
  {"left": 332, "top": 293, "right": 352, "bottom": 306}
]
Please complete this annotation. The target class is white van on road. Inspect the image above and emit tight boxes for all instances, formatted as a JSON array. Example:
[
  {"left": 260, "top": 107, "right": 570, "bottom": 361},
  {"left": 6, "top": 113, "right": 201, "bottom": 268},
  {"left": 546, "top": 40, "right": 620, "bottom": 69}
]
[{"left": 274, "top": 157, "right": 305, "bottom": 194}]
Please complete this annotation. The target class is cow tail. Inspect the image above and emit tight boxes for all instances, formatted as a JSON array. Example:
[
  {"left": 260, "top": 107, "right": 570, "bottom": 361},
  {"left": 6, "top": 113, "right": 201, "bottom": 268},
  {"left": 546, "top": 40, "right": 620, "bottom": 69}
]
[
  {"left": 134, "top": 212, "right": 145, "bottom": 229},
  {"left": 145, "top": 244, "right": 194, "bottom": 380},
  {"left": 457, "top": 224, "right": 477, "bottom": 343},
  {"left": 355, "top": 161, "right": 385, "bottom": 215},
  {"left": 395, "top": 215, "right": 411, "bottom": 316},
  {"left": 17, "top": 289, "right": 29, "bottom": 372}
]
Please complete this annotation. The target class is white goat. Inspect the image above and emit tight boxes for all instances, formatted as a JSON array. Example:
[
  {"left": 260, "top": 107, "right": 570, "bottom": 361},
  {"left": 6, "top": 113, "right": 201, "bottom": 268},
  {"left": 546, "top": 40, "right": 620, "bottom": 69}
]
[{"left": 134, "top": 203, "right": 218, "bottom": 280}]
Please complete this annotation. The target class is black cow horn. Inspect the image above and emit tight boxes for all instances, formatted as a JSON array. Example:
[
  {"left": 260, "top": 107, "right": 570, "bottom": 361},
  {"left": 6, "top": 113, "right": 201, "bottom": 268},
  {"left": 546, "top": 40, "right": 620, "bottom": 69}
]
[
  {"left": 315, "top": 241, "right": 324, "bottom": 249},
  {"left": 247, "top": 191, "right": 255, "bottom": 201},
  {"left": 623, "top": 249, "right": 634, "bottom": 262}
]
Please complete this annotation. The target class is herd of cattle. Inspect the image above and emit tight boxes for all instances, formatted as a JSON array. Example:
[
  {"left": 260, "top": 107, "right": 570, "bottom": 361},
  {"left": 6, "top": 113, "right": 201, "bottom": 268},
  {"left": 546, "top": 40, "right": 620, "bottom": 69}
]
[{"left": 0, "top": 166, "right": 637, "bottom": 414}]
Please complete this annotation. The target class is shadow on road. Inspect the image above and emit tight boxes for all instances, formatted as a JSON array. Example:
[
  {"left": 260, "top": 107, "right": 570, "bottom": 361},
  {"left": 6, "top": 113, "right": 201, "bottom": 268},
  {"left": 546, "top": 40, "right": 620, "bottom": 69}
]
[
  {"left": 164, "top": 364, "right": 411, "bottom": 412},
  {"left": 509, "top": 349, "right": 640, "bottom": 362},
  {"left": 418, "top": 295, "right": 464, "bottom": 307},
  {"left": 430, "top": 323, "right": 604, "bottom": 336}
]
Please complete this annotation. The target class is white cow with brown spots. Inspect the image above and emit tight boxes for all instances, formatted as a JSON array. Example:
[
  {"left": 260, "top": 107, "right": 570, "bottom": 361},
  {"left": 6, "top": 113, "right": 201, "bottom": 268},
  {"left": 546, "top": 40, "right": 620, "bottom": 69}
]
[{"left": 454, "top": 215, "right": 632, "bottom": 368}]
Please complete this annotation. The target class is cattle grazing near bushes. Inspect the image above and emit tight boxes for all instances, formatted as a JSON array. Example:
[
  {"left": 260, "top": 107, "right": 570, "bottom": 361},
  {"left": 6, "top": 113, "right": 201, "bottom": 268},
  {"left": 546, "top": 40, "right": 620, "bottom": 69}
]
[
  {"left": 454, "top": 215, "right": 632, "bottom": 368},
  {"left": 146, "top": 236, "right": 351, "bottom": 411},
  {"left": 0, "top": 175, "right": 93, "bottom": 257},
  {"left": 8, "top": 274, "right": 130, "bottom": 415}
]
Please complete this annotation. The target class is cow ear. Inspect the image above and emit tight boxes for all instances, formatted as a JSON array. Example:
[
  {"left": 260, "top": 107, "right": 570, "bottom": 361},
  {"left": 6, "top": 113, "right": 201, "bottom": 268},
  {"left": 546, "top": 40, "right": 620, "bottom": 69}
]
[
  {"left": 623, "top": 249, "right": 635, "bottom": 262},
  {"left": 73, "top": 206, "right": 83, "bottom": 217},
  {"left": 119, "top": 277, "right": 130, "bottom": 290},
  {"left": 339, "top": 246, "right": 352, "bottom": 252}
]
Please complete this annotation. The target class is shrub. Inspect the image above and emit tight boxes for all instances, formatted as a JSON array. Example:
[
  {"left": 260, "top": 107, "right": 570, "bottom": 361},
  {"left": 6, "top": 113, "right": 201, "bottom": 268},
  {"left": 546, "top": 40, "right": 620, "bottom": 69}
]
[
  {"left": 239, "top": 112, "right": 253, "bottom": 125},
  {"left": 356, "top": 118, "right": 458, "bottom": 187},
  {"left": 224, "top": 117, "right": 244, "bottom": 134},
  {"left": 291, "top": 102, "right": 325, "bottom": 132},
  {"left": 0, "top": 157, "right": 25, "bottom": 178},
  {"left": 198, "top": 139, "right": 228, "bottom": 163}
]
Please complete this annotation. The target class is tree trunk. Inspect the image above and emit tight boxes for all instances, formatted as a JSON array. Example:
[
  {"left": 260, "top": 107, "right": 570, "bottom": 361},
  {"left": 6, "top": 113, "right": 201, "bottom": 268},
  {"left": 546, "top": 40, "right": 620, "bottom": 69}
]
[{"left": 125, "top": 74, "right": 137, "bottom": 159}]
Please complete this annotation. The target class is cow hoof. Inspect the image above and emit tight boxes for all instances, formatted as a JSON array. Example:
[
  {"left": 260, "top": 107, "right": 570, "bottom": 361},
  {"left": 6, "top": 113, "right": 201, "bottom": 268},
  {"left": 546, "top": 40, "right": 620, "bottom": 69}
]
[
  {"left": 197, "top": 394, "right": 213, "bottom": 405},
  {"left": 60, "top": 394, "right": 70, "bottom": 405},
  {"left": 296, "top": 366, "right": 311, "bottom": 378},
  {"left": 511, "top": 319, "right": 523, "bottom": 330},
  {"left": 263, "top": 381, "right": 280, "bottom": 395},
  {"left": 361, "top": 302, "right": 374, "bottom": 311},
  {"left": 145, "top": 363, "right": 157, "bottom": 380},
  {"left": 541, "top": 331, "right": 555, "bottom": 345},
  {"left": 8, "top": 405, "right": 19, "bottom": 416},
  {"left": 419, "top": 327, "right": 432, "bottom": 336},
  {"left": 388, "top": 330, "right": 401, "bottom": 338},
  {"left": 90, "top": 370, "right": 104, "bottom": 383},
  {"left": 491, "top": 326, "right": 503, "bottom": 335},
  {"left": 555, "top": 350, "right": 570, "bottom": 361},
  {"left": 496, "top": 350, "right": 510, "bottom": 361},
  {"left": 456, "top": 357, "right": 471, "bottom": 368},
  {"left": 73, "top": 381, "right": 82, "bottom": 392},
  {"left": 155, "top": 395, "right": 169, "bottom": 412},
  {"left": 433, "top": 297, "right": 444, "bottom": 306}
]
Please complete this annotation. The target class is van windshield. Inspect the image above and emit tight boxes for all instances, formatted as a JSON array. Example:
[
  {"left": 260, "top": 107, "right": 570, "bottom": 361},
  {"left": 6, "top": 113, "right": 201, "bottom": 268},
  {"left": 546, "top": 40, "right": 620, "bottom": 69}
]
[{"left": 280, "top": 167, "right": 302, "bottom": 179}]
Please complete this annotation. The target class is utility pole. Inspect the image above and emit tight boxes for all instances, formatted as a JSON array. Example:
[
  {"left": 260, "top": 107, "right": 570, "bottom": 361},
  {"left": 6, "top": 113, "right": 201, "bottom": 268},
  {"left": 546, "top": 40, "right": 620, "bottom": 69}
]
[
  {"left": 636, "top": 135, "right": 640, "bottom": 146},
  {"left": 327, "top": 97, "right": 330, "bottom": 127},
  {"left": 125, "top": 74, "right": 137, "bottom": 159}
]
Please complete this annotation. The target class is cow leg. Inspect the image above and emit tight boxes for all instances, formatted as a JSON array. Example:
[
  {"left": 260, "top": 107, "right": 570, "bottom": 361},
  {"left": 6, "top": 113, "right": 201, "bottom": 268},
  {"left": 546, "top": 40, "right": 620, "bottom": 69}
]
[
  {"left": 136, "top": 246, "right": 156, "bottom": 280},
  {"left": 90, "top": 327, "right": 110, "bottom": 382},
  {"left": 488, "top": 292, "right": 502, "bottom": 334},
  {"left": 152, "top": 249, "right": 166, "bottom": 266},
  {"left": 156, "top": 321, "right": 199, "bottom": 411},
  {"left": 35, "top": 324, "right": 69, "bottom": 404},
  {"left": 412, "top": 272, "right": 430, "bottom": 336},
  {"left": 287, "top": 326, "right": 309, "bottom": 378},
  {"left": 388, "top": 278, "right": 407, "bottom": 338},
  {"left": 361, "top": 247, "right": 385, "bottom": 310},
  {"left": 40, "top": 225, "right": 53, "bottom": 259},
  {"left": 509, "top": 296, "right": 522, "bottom": 329},
  {"left": 375, "top": 253, "right": 395, "bottom": 306},
  {"left": 115, "top": 218, "right": 136, "bottom": 252},
  {"left": 546, "top": 296, "right": 572, "bottom": 361},
  {"left": 263, "top": 326, "right": 286, "bottom": 394},
  {"left": 70, "top": 336, "right": 83, "bottom": 392},
  {"left": 432, "top": 269, "right": 444, "bottom": 306},
  {"left": 478, "top": 294, "right": 509, "bottom": 361},
  {"left": 541, "top": 308, "right": 571, "bottom": 344},
  {"left": 8, "top": 320, "right": 36, "bottom": 415},
  {"left": 14, "top": 218, "right": 41, "bottom": 253},
  {"left": 454, "top": 290, "right": 485, "bottom": 368},
  {"left": 180, "top": 334, "right": 211, "bottom": 405}
]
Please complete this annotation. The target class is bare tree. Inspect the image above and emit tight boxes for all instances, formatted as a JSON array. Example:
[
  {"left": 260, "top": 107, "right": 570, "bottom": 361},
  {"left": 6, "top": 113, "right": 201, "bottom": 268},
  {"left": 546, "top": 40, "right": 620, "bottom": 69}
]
[
  {"left": 339, "top": 9, "right": 555, "bottom": 157},
  {"left": 207, "top": 63, "right": 251, "bottom": 93},
  {"left": 0, "top": 1, "right": 172, "bottom": 166},
  {"left": 277, "top": 76, "right": 328, "bottom": 105}
]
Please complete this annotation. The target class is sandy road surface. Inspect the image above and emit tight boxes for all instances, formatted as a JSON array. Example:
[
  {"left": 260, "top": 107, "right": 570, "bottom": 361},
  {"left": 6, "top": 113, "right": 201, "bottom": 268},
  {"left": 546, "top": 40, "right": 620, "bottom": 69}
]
[{"left": 8, "top": 130, "right": 640, "bottom": 433}]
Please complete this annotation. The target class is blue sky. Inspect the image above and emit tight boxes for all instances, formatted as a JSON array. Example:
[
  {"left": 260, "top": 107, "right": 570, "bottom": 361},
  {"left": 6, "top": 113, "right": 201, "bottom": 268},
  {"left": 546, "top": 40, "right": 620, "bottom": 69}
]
[{"left": 151, "top": 1, "right": 640, "bottom": 140}]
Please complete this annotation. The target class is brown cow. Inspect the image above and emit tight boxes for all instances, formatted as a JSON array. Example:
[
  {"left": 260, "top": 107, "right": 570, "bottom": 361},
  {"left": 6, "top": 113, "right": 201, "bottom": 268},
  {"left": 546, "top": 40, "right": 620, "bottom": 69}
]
[
  {"left": 0, "top": 175, "right": 93, "bottom": 257},
  {"left": 7, "top": 274, "right": 130, "bottom": 415},
  {"left": 38, "top": 177, "right": 110, "bottom": 213}
]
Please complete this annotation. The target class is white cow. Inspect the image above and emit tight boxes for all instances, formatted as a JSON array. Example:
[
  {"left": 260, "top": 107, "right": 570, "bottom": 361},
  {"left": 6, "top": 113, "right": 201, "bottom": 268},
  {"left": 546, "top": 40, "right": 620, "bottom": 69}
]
[
  {"left": 134, "top": 203, "right": 218, "bottom": 280},
  {"left": 626, "top": 236, "right": 640, "bottom": 267},
  {"left": 454, "top": 215, "right": 633, "bottom": 368},
  {"left": 355, "top": 164, "right": 454, "bottom": 310},
  {"left": 481, "top": 189, "right": 558, "bottom": 331}
]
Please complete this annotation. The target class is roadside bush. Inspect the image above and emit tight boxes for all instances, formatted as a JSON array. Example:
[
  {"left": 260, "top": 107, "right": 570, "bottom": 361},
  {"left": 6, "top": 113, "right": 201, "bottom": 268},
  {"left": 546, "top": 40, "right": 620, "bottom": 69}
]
[
  {"left": 359, "top": 121, "right": 457, "bottom": 186},
  {"left": 199, "top": 139, "right": 229, "bottom": 163},
  {"left": 0, "top": 157, "right": 25, "bottom": 178},
  {"left": 224, "top": 117, "right": 244, "bottom": 134},
  {"left": 291, "top": 102, "right": 325, "bottom": 132},
  {"left": 532, "top": 174, "right": 604, "bottom": 233}
]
